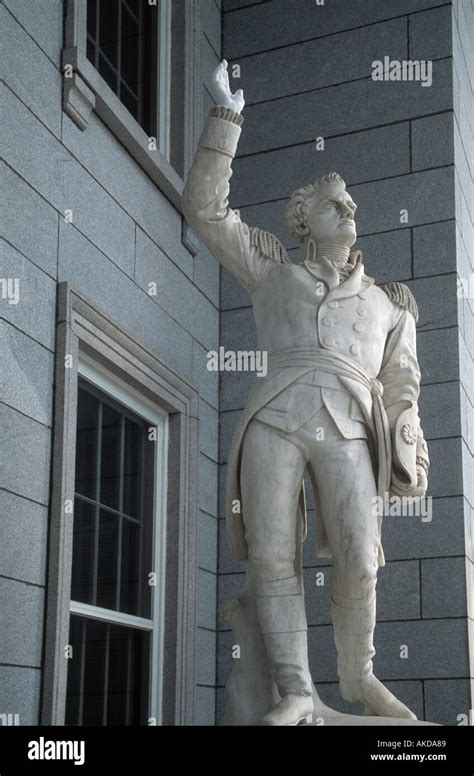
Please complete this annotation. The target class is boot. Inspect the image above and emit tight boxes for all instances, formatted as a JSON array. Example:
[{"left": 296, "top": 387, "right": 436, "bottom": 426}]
[
  {"left": 331, "top": 592, "right": 417, "bottom": 720},
  {"left": 256, "top": 575, "right": 314, "bottom": 726}
]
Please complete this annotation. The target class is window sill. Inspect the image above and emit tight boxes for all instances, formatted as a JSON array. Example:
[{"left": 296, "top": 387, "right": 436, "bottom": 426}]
[{"left": 62, "top": 47, "right": 184, "bottom": 212}]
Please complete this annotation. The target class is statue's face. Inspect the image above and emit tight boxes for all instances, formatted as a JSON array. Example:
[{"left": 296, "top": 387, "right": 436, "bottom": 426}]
[{"left": 305, "top": 185, "right": 357, "bottom": 247}]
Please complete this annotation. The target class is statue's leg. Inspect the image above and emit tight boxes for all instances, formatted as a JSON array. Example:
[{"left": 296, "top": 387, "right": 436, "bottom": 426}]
[
  {"left": 240, "top": 419, "right": 313, "bottom": 726},
  {"left": 308, "top": 414, "right": 417, "bottom": 720}
]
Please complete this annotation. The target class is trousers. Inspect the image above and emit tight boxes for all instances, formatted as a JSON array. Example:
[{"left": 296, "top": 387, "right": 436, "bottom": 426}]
[{"left": 240, "top": 402, "right": 379, "bottom": 602}]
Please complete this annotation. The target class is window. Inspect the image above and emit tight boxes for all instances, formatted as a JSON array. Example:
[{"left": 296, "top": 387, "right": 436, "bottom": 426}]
[
  {"left": 65, "top": 359, "right": 168, "bottom": 725},
  {"left": 86, "top": 0, "right": 168, "bottom": 150},
  {"left": 62, "top": 0, "right": 201, "bottom": 210}
]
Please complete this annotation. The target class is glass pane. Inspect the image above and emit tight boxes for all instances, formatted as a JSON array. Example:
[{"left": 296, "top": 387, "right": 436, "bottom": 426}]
[
  {"left": 87, "top": 0, "right": 97, "bottom": 40},
  {"left": 96, "top": 510, "right": 119, "bottom": 610},
  {"left": 65, "top": 616, "right": 84, "bottom": 726},
  {"left": 99, "top": 51, "right": 118, "bottom": 94},
  {"left": 75, "top": 388, "right": 99, "bottom": 500},
  {"left": 107, "top": 625, "right": 130, "bottom": 725},
  {"left": 99, "top": 0, "right": 118, "bottom": 68},
  {"left": 123, "top": 420, "right": 142, "bottom": 519},
  {"left": 87, "top": 37, "right": 96, "bottom": 65},
  {"left": 124, "top": 0, "right": 140, "bottom": 19},
  {"left": 121, "top": 5, "right": 139, "bottom": 91},
  {"left": 82, "top": 619, "right": 107, "bottom": 725},
  {"left": 100, "top": 404, "right": 121, "bottom": 511},
  {"left": 71, "top": 499, "right": 96, "bottom": 604},
  {"left": 120, "top": 86, "right": 138, "bottom": 121},
  {"left": 120, "top": 518, "right": 140, "bottom": 615}
]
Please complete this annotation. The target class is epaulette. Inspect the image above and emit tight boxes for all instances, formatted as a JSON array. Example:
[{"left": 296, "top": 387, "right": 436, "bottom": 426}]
[
  {"left": 249, "top": 227, "right": 290, "bottom": 264},
  {"left": 381, "top": 282, "right": 418, "bottom": 322}
]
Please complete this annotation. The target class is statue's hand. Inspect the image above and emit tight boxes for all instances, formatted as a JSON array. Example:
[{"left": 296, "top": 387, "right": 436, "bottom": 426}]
[{"left": 210, "top": 60, "right": 245, "bottom": 114}]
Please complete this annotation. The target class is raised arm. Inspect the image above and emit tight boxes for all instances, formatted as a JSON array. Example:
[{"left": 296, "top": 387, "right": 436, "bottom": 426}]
[{"left": 182, "top": 61, "right": 280, "bottom": 293}]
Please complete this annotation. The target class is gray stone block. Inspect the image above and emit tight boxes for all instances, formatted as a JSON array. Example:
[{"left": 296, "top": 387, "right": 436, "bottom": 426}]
[
  {"left": 219, "top": 409, "right": 240, "bottom": 464},
  {"left": 418, "top": 327, "right": 459, "bottom": 385},
  {"left": 198, "top": 511, "right": 218, "bottom": 574},
  {"left": 307, "top": 625, "right": 337, "bottom": 682},
  {"left": 426, "top": 437, "right": 464, "bottom": 498},
  {"left": 59, "top": 161, "right": 135, "bottom": 278},
  {"left": 0, "top": 165, "right": 58, "bottom": 279},
  {"left": 4, "top": 0, "right": 63, "bottom": 65},
  {"left": 135, "top": 228, "right": 218, "bottom": 349},
  {"left": 0, "top": 404, "right": 51, "bottom": 506},
  {"left": 224, "top": 0, "right": 445, "bottom": 59},
  {"left": 424, "top": 679, "right": 472, "bottom": 726},
  {"left": 237, "top": 59, "right": 452, "bottom": 156},
  {"left": 413, "top": 220, "right": 456, "bottom": 277},
  {"left": 377, "top": 560, "right": 421, "bottom": 621},
  {"left": 199, "top": 453, "right": 218, "bottom": 518},
  {"left": 0, "top": 491, "right": 48, "bottom": 587},
  {"left": 419, "top": 380, "right": 461, "bottom": 440},
  {"left": 1, "top": 322, "right": 54, "bottom": 427},
  {"left": 3, "top": 85, "right": 64, "bottom": 209},
  {"left": 61, "top": 110, "right": 194, "bottom": 279},
  {"left": 412, "top": 112, "right": 454, "bottom": 172},
  {"left": 0, "top": 241, "right": 56, "bottom": 352},
  {"left": 232, "top": 123, "right": 410, "bottom": 207},
  {"left": 58, "top": 223, "right": 194, "bottom": 383},
  {"left": 1, "top": 5, "right": 61, "bottom": 137},
  {"left": 409, "top": 5, "right": 453, "bottom": 62},
  {"left": 197, "top": 568, "right": 217, "bottom": 631},
  {"left": 421, "top": 557, "right": 467, "bottom": 618},
  {"left": 192, "top": 339, "right": 219, "bottom": 410},
  {"left": 201, "top": 34, "right": 220, "bottom": 94},
  {"left": 356, "top": 229, "right": 412, "bottom": 283},
  {"left": 304, "top": 566, "right": 332, "bottom": 626},
  {"left": 0, "top": 666, "right": 41, "bottom": 725},
  {"left": 193, "top": 246, "right": 220, "bottom": 308},
  {"left": 371, "top": 618, "right": 470, "bottom": 679},
  {"left": 199, "top": 399, "right": 219, "bottom": 463},
  {"left": 0, "top": 578, "right": 44, "bottom": 667},
  {"left": 217, "top": 628, "right": 240, "bottom": 686},
  {"left": 196, "top": 627, "right": 217, "bottom": 686},
  {"left": 194, "top": 685, "right": 216, "bottom": 725},
  {"left": 231, "top": 17, "right": 407, "bottom": 105},
  {"left": 201, "top": 0, "right": 222, "bottom": 57},
  {"left": 221, "top": 266, "right": 252, "bottom": 311},
  {"left": 218, "top": 517, "right": 247, "bottom": 575},
  {"left": 218, "top": 572, "right": 245, "bottom": 630},
  {"left": 382, "top": 496, "right": 466, "bottom": 561}
]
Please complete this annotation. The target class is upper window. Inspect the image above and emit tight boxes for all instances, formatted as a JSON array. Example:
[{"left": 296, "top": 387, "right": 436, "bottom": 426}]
[
  {"left": 63, "top": 0, "right": 198, "bottom": 209},
  {"left": 86, "top": 0, "right": 165, "bottom": 144}
]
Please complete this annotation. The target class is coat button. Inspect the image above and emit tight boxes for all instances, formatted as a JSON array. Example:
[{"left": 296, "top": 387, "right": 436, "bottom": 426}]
[
  {"left": 322, "top": 317, "right": 333, "bottom": 326},
  {"left": 358, "top": 291, "right": 367, "bottom": 300},
  {"left": 323, "top": 337, "right": 336, "bottom": 347},
  {"left": 328, "top": 301, "right": 339, "bottom": 309},
  {"left": 350, "top": 343, "right": 360, "bottom": 355},
  {"left": 356, "top": 306, "right": 367, "bottom": 317},
  {"left": 353, "top": 322, "right": 364, "bottom": 332}
]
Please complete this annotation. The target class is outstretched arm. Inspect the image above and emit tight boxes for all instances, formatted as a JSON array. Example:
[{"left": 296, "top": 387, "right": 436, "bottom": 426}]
[{"left": 182, "top": 62, "right": 272, "bottom": 293}]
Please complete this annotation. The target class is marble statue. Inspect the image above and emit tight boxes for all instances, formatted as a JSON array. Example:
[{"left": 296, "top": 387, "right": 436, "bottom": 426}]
[{"left": 183, "top": 61, "right": 430, "bottom": 726}]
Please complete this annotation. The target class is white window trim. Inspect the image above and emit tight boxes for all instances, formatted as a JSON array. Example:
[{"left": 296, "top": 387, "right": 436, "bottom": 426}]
[
  {"left": 73, "top": 354, "right": 168, "bottom": 725},
  {"left": 62, "top": 0, "right": 202, "bottom": 211}
]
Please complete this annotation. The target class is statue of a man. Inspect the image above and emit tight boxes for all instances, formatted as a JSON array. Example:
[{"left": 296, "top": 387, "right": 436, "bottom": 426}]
[{"left": 183, "top": 61, "right": 429, "bottom": 726}]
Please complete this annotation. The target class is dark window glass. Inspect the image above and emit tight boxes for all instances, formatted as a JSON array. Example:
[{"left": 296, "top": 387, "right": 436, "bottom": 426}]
[
  {"left": 86, "top": 0, "right": 159, "bottom": 135},
  {"left": 67, "top": 379, "right": 157, "bottom": 725},
  {"left": 66, "top": 616, "right": 150, "bottom": 726}
]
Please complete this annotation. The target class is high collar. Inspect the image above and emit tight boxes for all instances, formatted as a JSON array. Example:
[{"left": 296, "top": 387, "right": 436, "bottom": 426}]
[{"left": 304, "top": 250, "right": 374, "bottom": 298}]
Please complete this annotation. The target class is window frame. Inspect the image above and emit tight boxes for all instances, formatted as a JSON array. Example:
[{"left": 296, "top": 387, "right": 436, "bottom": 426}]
[
  {"left": 68, "top": 354, "right": 168, "bottom": 725},
  {"left": 62, "top": 0, "right": 202, "bottom": 211},
  {"left": 42, "top": 283, "right": 199, "bottom": 725}
]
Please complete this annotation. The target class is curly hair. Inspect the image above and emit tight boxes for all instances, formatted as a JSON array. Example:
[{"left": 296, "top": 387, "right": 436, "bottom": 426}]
[{"left": 285, "top": 172, "right": 346, "bottom": 245}]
